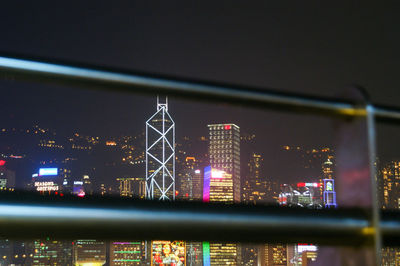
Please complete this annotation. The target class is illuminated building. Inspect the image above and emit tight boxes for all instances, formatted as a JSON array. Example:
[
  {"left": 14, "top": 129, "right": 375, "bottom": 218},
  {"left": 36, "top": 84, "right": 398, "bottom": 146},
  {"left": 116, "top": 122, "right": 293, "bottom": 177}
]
[
  {"left": 192, "top": 168, "right": 203, "bottom": 201},
  {"left": 110, "top": 241, "right": 143, "bottom": 265},
  {"left": 322, "top": 158, "right": 334, "bottom": 179},
  {"left": 32, "top": 168, "right": 62, "bottom": 193},
  {"left": 33, "top": 239, "right": 72, "bottom": 265},
  {"left": 207, "top": 124, "right": 241, "bottom": 265},
  {"left": 177, "top": 157, "right": 203, "bottom": 200},
  {"left": 300, "top": 248, "right": 318, "bottom": 266},
  {"left": 260, "top": 244, "right": 288, "bottom": 266},
  {"left": 208, "top": 123, "right": 240, "bottom": 203},
  {"left": 115, "top": 177, "right": 146, "bottom": 198},
  {"left": 133, "top": 177, "right": 146, "bottom": 198},
  {"left": 380, "top": 161, "right": 400, "bottom": 265},
  {"left": 146, "top": 97, "right": 175, "bottom": 201},
  {"left": 0, "top": 160, "right": 15, "bottom": 191},
  {"left": 117, "top": 177, "right": 135, "bottom": 197},
  {"left": 83, "top": 175, "right": 93, "bottom": 195},
  {"left": 241, "top": 244, "right": 258, "bottom": 266},
  {"left": 203, "top": 166, "right": 239, "bottom": 265},
  {"left": 203, "top": 166, "right": 233, "bottom": 203},
  {"left": 279, "top": 183, "right": 322, "bottom": 208},
  {"left": 151, "top": 241, "right": 185, "bottom": 265},
  {"left": 73, "top": 239, "right": 106, "bottom": 265},
  {"left": 186, "top": 242, "right": 203, "bottom": 266},
  {"left": 381, "top": 161, "right": 400, "bottom": 209},
  {"left": 73, "top": 181, "right": 85, "bottom": 197},
  {"left": 242, "top": 153, "right": 267, "bottom": 205},
  {"left": 100, "top": 183, "right": 107, "bottom": 196},
  {"left": 323, "top": 179, "right": 337, "bottom": 208}
]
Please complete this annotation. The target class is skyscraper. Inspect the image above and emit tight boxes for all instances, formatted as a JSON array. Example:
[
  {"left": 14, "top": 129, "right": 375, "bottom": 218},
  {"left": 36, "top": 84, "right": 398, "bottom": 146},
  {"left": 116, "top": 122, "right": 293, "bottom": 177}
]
[
  {"left": 146, "top": 97, "right": 175, "bottom": 201},
  {"left": 208, "top": 123, "right": 240, "bottom": 203},
  {"left": 205, "top": 124, "right": 241, "bottom": 265},
  {"left": 242, "top": 153, "right": 266, "bottom": 205},
  {"left": 203, "top": 166, "right": 234, "bottom": 203},
  {"left": 381, "top": 161, "right": 400, "bottom": 209},
  {"left": 177, "top": 156, "right": 202, "bottom": 201},
  {"left": 380, "top": 161, "right": 400, "bottom": 266}
]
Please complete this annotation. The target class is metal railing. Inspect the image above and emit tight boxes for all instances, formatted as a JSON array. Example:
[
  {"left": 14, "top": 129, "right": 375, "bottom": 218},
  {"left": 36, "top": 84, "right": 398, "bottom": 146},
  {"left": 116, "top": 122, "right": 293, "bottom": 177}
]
[{"left": 1, "top": 54, "right": 400, "bottom": 264}]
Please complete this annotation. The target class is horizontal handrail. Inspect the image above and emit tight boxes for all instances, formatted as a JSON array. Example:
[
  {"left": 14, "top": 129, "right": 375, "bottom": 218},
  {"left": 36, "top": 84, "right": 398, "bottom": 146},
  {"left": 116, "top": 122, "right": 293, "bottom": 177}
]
[
  {"left": 1, "top": 55, "right": 399, "bottom": 121},
  {"left": 0, "top": 193, "right": 377, "bottom": 245},
  {"left": 0, "top": 192, "right": 396, "bottom": 246}
]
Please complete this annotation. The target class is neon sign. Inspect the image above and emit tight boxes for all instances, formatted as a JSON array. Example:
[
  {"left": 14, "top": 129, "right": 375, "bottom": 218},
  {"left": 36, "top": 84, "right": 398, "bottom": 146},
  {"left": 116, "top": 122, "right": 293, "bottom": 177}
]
[
  {"left": 39, "top": 168, "right": 58, "bottom": 176},
  {"left": 34, "top": 181, "right": 59, "bottom": 191}
]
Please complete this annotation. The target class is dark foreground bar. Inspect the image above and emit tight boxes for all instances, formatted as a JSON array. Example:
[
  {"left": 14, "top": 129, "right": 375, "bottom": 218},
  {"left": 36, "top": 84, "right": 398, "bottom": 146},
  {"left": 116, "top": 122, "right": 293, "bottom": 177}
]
[
  {"left": 0, "top": 192, "right": 397, "bottom": 246},
  {"left": 0, "top": 55, "right": 369, "bottom": 119}
]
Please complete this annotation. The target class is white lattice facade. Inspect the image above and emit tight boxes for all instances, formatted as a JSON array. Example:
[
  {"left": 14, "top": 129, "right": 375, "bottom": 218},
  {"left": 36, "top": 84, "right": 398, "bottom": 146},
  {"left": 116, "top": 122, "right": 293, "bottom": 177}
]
[{"left": 146, "top": 98, "right": 175, "bottom": 201}]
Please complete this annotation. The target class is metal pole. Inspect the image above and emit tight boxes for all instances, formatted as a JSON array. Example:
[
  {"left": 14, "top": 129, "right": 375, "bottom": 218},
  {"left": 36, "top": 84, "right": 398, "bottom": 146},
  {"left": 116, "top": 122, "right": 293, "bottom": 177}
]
[
  {"left": 366, "top": 104, "right": 382, "bottom": 264},
  {"left": 0, "top": 56, "right": 360, "bottom": 117}
]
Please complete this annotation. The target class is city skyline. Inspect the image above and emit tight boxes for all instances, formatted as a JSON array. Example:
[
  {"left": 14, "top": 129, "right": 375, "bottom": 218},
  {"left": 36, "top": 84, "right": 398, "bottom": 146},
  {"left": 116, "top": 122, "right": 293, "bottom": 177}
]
[{"left": 0, "top": 95, "right": 398, "bottom": 264}]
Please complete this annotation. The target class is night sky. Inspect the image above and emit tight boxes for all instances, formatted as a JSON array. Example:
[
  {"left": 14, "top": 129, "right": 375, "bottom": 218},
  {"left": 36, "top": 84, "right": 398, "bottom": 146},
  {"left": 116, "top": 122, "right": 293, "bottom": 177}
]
[{"left": 0, "top": 1, "right": 399, "bottom": 166}]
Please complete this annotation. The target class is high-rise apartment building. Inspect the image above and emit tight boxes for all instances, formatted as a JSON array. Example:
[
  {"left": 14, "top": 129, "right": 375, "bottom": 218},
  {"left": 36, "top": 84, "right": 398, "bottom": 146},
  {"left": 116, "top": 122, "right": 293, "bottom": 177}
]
[
  {"left": 208, "top": 123, "right": 240, "bottom": 202},
  {"left": 242, "top": 153, "right": 267, "bottom": 205},
  {"left": 146, "top": 97, "right": 175, "bottom": 201}
]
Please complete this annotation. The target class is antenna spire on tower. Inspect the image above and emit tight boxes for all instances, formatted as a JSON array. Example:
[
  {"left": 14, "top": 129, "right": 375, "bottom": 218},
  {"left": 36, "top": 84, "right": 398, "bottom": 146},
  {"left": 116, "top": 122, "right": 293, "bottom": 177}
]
[{"left": 157, "top": 95, "right": 168, "bottom": 111}]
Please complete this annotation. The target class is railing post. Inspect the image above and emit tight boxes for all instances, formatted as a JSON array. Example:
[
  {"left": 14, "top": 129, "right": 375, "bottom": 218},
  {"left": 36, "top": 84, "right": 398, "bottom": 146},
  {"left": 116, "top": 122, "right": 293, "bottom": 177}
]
[
  {"left": 312, "top": 87, "right": 378, "bottom": 265},
  {"left": 366, "top": 104, "right": 382, "bottom": 265}
]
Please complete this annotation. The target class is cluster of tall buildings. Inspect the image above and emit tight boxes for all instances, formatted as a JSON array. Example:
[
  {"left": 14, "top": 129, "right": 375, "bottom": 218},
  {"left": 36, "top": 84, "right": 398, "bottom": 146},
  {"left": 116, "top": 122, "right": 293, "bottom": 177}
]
[
  {"left": 143, "top": 100, "right": 334, "bottom": 266},
  {"left": 0, "top": 98, "right": 399, "bottom": 265}
]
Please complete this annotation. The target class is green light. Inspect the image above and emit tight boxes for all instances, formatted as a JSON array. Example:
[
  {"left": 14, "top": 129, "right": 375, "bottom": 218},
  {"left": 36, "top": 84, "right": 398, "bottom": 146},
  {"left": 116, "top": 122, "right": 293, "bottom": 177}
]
[{"left": 114, "top": 251, "right": 140, "bottom": 253}]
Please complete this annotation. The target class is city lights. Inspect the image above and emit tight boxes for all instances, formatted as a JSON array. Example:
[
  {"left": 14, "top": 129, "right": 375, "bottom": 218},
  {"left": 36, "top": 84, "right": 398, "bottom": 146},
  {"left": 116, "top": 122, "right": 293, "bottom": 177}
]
[{"left": 0, "top": 94, "right": 398, "bottom": 265}]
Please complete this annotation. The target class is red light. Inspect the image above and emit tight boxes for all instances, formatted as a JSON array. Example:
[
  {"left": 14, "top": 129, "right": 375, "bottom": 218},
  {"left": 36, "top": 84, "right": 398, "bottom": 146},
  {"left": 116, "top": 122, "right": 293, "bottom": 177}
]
[
  {"left": 60, "top": 193, "right": 64, "bottom": 197},
  {"left": 55, "top": 191, "right": 58, "bottom": 195},
  {"left": 0, "top": 160, "right": 5, "bottom": 166},
  {"left": 224, "top": 125, "right": 231, "bottom": 130},
  {"left": 297, "top": 182, "right": 306, "bottom": 187},
  {"left": 175, "top": 191, "right": 179, "bottom": 196},
  {"left": 185, "top": 193, "right": 188, "bottom": 197}
]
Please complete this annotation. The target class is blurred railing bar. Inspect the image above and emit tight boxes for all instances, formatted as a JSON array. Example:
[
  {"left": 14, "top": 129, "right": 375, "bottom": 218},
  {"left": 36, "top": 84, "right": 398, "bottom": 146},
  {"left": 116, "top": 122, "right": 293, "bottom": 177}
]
[
  {"left": 0, "top": 195, "right": 376, "bottom": 245},
  {"left": 0, "top": 55, "right": 390, "bottom": 120},
  {"left": 0, "top": 192, "right": 395, "bottom": 246}
]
